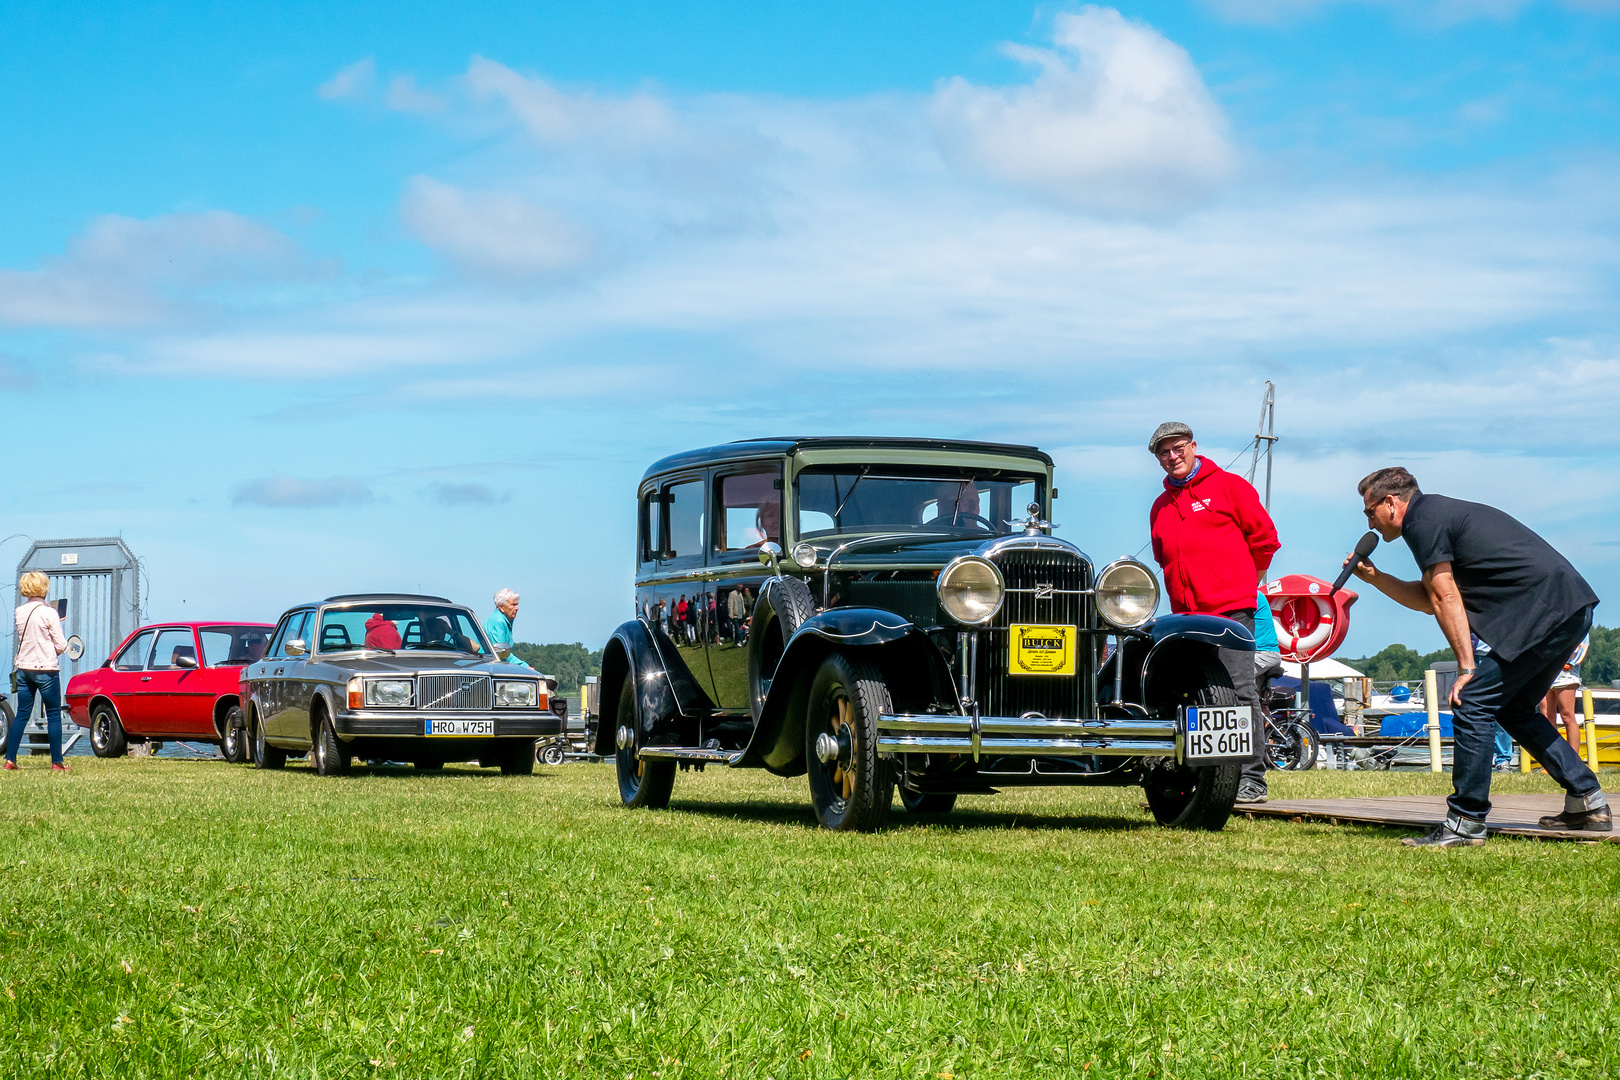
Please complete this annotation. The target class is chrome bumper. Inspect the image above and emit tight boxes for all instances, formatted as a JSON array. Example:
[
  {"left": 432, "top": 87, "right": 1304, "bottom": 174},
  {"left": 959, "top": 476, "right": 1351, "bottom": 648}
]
[{"left": 878, "top": 713, "right": 1178, "bottom": 760}]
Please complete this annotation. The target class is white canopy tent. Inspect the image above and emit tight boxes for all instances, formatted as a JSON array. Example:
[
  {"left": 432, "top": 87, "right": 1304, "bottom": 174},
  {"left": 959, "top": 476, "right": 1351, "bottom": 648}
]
[{"left": 1281, "top": 658, "right": 1364, "bottom": 680}]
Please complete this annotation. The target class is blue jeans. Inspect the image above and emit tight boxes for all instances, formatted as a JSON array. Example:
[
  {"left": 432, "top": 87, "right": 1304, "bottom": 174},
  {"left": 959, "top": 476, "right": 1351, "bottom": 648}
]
[
  {"left": 8, "top": 669, "right": 64, "bottom": 764},
  {"left": 1448, "top": 606, "right": 1605, "bottom": 832},
  {"left": 1492, "top": 724, "right": 1514, "bottom": 766}
]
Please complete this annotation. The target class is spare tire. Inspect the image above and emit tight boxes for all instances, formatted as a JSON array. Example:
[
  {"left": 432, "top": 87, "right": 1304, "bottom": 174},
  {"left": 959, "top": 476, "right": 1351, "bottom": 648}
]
[{"left": 747, "top": 575, "right": 815, "bottom": 718}]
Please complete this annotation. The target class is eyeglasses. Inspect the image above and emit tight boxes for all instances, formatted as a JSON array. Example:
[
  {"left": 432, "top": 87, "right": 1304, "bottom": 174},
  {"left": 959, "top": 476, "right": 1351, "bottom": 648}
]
[
  {"left": 1363, "top": 499, "right": 1383, "bottom": 520},
  {"left": 1155, "top": 440, "right": 1193, "bottom": 460}
]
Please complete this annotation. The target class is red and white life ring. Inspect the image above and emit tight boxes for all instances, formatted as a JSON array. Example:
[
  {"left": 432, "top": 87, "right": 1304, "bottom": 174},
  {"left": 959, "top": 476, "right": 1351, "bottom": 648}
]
[{"left": 1265, "top": 574, "right": 1358, "bottom": 664}]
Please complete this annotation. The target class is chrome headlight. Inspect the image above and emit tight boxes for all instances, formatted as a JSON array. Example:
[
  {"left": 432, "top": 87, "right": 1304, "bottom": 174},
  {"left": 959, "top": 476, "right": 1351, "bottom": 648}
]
[
  {"left": 937, "top": 555, "right": 1005, "bottom": 625},
  {"left": 494, "top": 680, "right": 538, "bottom": 707},
  {"left": 792, "top": 542, "right": 818, "bottom": 568},
  {"left": 366, "top": 679, "right": 414, "bottom": 707},
  {"left": 1096, "top": 559, "right": 1160, "bottom": 629}
]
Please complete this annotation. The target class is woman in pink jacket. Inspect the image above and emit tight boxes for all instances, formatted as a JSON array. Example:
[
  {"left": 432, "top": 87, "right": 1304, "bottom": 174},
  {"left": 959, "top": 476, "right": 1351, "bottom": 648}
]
[{"left": 7, "top": 571, "right": 71, "bottom": 770}]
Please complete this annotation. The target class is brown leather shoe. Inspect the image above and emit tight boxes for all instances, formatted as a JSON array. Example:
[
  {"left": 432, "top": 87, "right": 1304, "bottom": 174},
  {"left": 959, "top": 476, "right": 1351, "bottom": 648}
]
[{"left": 1538, "top": 805, "right": 1612, "bottom": 832}]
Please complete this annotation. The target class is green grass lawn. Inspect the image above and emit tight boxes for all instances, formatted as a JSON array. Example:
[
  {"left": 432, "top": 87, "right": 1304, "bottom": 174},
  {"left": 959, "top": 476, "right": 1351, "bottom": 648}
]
[{"left": 1, "top": 758, "right": 1615, "bottom": 1079}]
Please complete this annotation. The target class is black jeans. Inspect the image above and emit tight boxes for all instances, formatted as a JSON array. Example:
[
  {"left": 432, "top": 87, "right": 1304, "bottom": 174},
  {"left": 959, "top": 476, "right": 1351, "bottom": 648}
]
[
  {"left": 1216, "top": 610, "right": 1267, "bottom": 789},
  {"left": 1448, "top": 606, "right": 1606, "bottom": 834}
]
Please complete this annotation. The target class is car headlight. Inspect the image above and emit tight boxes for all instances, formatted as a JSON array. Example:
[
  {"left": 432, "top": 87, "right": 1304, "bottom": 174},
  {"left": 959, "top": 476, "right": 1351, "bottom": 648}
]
[
  {"left": 937, "top": 555, "right": 1004, "bottom": 625},
  {"left": 366, "top": 679, "right": 414, "bottom": 707},
  {"left": 1096, "top": 559, "right": 1160, "bottom": 629},
  {"left": 494, "top": 680, "right": 538, "bottom": 707},
  {"left": 792, "top": 542, "right": 818, "bottom": 568}
]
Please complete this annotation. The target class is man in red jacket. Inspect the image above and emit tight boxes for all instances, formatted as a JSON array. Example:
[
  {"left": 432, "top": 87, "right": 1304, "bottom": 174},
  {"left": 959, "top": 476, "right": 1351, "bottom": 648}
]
[{"left": 1148, "top": 421, "right": 1281, "bottom": 803}]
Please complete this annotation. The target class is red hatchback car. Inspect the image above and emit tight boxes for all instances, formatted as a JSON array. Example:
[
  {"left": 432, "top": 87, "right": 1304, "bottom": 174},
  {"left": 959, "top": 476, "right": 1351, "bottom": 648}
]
[{"left": 66, "top": 622, "right": 274, "bottom": 760}]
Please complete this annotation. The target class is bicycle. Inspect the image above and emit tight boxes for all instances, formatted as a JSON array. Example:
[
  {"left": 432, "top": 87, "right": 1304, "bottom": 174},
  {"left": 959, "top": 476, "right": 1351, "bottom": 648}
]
[{"left": 1260, "top": 686, "right": 1320, "bottom": 771}]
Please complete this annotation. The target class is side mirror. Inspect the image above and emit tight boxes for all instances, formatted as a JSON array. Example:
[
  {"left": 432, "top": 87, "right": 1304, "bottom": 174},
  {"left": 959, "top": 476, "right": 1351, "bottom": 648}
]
[
  {"left": 285, "top": 639, "right": 307, "bottom": 657},
  {"left": 175, "top": 653, "right": 198, "bottom": 669},
  {"left": 757, "top": 542, "right": 783, "bottom": 578}
]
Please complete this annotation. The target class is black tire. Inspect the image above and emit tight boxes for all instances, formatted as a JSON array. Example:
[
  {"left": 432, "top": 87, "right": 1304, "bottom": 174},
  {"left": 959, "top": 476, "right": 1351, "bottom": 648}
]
[
  {"left": 0, "top": 699, "right": 12, "bottom": 756},
  {"left": 1144, "top": 659, "right": 1242, "bottom": 831},
  {"left": 220, "top": 705, "right": 249, "bottom": 764},
  {"left": 313, "top": 713, "right": 351, "bottom": 776},
  {"left": 899, "top": 788, "right": 957, "bottom": 815},
  {"left": 414, "top": 759, "right": 443, "bottom": 771},
  {"left": 499, "top": 739, "right": 537, "bottom": 776},
  {"left": 748, "top": 575, "right": 815, "bottom": 717},
  {"left": 540, "top": 742, "right": 566, "bottom": 766},
  {"left": 90, "top": 703, "right": 128, "bottom": 758},
  {"left": 804, "top": 653, "right": 894, "bottom": 832},
  {"left": 615, "top": 678, "right": 674, "bottom": 809},
  {"left": 253, "top": 709, "right": 286, "bottom": 770},
  {"left": 1268, "top": 716, "right": 1320, "bottom": 771}
]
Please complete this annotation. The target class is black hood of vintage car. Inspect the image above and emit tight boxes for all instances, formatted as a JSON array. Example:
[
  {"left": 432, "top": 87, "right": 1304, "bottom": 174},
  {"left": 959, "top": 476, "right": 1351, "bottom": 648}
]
[
  {"left": 308, "top": 653, "right": 539, "bottom": 677},
  {"left": 799, "top": 531, "right": 1090, "bottom": 571}
]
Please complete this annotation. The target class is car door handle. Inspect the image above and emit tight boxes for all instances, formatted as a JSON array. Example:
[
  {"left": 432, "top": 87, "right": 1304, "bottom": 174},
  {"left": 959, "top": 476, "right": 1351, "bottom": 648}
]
[{"left": 141, "top": 677, "right": 152, "bottom": 682}]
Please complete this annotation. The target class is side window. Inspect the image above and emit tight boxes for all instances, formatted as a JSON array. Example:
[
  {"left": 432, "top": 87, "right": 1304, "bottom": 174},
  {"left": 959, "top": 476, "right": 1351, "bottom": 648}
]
[
  {"left": 149, "top": 628, "right": 198, "bottom": 670},
  {"left": 714, "top": 468, "right": 783, "bottom": 554},
  {"left": 113, "top": 630, "right": 156, "bottom": 671},
  {"left": 640, "top": 489, "right": 663, "bottom": 566},
  {"left": 662, "top": 479, "right": 705, "bottom": 563},
  {"left": 268, "top": 612, "right": 309, "bottom": 658}
]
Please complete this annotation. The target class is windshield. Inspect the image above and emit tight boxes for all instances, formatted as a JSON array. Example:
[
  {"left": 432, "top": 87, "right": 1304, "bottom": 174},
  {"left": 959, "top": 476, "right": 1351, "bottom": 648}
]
[
  {"left": 795, "top": 466, "right": 1044, "bottom": 539},
  {"left": 200, "top": 625, "right": 272, "bottom": 667},
  {"left": 317, "top": 605, "right": 492, "bottom": 656}
]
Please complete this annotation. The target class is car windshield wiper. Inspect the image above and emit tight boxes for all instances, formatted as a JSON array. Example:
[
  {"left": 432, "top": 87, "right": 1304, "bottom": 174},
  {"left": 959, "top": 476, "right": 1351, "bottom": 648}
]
[{"left": 832, "top": 467, "right": 871, "bottom": 530}]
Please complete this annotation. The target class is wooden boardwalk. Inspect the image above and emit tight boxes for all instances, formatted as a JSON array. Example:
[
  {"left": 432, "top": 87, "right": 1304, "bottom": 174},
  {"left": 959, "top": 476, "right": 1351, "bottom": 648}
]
[{"left": 1237, "top": 792, "right": 1618, "bottom": 842}]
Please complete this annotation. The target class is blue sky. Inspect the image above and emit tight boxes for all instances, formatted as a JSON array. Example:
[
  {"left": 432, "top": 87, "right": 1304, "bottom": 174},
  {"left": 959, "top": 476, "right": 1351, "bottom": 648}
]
[{"left": 2, "top": 0, "right": 1617, "bottom": 660}]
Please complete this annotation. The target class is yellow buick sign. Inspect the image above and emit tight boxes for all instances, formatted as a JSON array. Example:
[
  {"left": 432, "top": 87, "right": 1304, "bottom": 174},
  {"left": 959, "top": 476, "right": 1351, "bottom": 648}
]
[{"left": 1009, "top": 624, "right": 1076, "bottom": 676}]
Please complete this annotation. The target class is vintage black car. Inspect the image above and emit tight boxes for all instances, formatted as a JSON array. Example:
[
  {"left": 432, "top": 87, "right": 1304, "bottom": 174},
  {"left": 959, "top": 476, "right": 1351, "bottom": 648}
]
[
  {"left": 596, "top": 438, "right": 1256, "bottom": 832},
  {"left": 241, "top": 594, "right": 561, "bottom": 774}
]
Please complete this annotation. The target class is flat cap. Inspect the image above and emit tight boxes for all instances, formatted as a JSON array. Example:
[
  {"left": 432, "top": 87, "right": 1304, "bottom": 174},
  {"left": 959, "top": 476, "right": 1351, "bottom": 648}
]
[{"left": 1148, "top": 421, "right": 1194, "bottom": 453}]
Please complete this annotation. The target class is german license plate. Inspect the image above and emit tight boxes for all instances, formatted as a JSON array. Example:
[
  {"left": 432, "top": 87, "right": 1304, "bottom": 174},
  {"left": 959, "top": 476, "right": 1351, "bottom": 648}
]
[
  {"left": 425, "top": 718, "right": 494, "bottom": 736},
  {"left": 1183, "top": 706, "right": 1252, "bottom": 762},
  {"left": 1009, "top": 624, "right": 1076, "bottom": 676}
]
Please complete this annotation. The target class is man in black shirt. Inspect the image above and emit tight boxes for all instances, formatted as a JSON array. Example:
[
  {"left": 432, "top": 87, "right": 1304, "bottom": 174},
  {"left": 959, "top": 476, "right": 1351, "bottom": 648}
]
[{"left": 1349, "top": 467, "right": 1609, "bottom": 846}]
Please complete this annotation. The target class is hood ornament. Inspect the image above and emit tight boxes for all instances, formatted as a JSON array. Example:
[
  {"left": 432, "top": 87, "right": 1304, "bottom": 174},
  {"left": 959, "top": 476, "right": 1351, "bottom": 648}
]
[{"left": 1022, "top": 502, "right": 1054, "bottom": 536}]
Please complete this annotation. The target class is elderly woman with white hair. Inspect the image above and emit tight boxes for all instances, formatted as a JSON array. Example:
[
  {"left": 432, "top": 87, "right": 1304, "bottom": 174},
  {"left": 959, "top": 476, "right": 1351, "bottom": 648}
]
[
  {"left": 7, "top": 571, "right": 71, "bottom": 771},
  {"left": 483, "top": 588, "right": 533, "bottom": 669}
]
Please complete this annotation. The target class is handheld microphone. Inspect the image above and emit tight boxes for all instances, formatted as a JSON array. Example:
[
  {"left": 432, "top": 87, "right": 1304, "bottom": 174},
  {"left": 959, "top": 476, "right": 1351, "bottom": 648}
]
[{"left": 1330, "top": 531, "right": 1380, "bottom": 594}]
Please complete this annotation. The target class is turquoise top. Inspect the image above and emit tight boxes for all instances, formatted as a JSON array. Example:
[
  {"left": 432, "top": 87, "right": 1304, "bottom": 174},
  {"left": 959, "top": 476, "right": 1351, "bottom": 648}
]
[
  {"left": 1253, "top": 589, "right": 1280, "bottom": 652},
  {"left": 483, "top": 609, "right": 532, "bottom": 669}
]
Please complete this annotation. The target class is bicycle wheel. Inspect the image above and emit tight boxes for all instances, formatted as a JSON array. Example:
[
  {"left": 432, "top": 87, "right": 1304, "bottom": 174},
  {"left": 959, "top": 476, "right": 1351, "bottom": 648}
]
[{"left": 1268, "top": 716, "right": 1319, "bottom": 771}]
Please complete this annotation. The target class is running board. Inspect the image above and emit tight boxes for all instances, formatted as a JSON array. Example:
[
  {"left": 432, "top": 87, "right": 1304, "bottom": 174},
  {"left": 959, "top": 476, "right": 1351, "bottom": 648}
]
[{"left": 637, "top": 746, "right": 744, "bottom": 765}]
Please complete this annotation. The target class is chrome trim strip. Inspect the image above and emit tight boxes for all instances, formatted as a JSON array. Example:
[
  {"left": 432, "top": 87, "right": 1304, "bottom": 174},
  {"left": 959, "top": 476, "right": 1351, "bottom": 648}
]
[
  {"left": 877, "top": 735, "right": 1175, "bottom": 757},
  {"left": 637, "top": 746, "right": 744, "bottom": 764},
  {"left": 879, "top": 713, "right": 1175, "bottom": 739}
]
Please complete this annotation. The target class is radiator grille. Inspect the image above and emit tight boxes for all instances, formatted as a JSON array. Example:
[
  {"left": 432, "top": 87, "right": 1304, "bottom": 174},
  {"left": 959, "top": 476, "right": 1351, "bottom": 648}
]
[
  {"left": 846, "top": 579, "right": 942, "bottom": 628},
  {"left": 416, "top": 675, "right": 492, "bottom": 710},
  {"left": 979, "top": 547, "right": 1091, "bottom": 719}
]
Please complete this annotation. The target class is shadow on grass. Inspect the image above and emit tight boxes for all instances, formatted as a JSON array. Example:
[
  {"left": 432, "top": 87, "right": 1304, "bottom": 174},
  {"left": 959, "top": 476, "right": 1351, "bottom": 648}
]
[{"left": 667, "top": 798, "right": 1154, "bottom": 833}]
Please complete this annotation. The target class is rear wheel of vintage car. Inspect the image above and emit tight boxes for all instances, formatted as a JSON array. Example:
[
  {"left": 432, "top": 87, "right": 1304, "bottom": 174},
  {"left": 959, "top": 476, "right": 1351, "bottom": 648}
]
[
  {"left": 220, "top": 705, "right": 249, "bottom": 764},
  {"left": 498, "top": 739, "right": 537, "bottom": 775},
  {"left": 89, "top": 703, "right": 128, "bottom": 758},
  {"left": 898, "top": 788, "right": 957, "bottom": 815},
  {"left": 313, "top": 714, "right": 351, "bottom": 776},
  {"left": 1144, "top": 660, "right": 1242, "bottom": 831},
  {"left": 805, "top": 653, "right": 894, "bottom": 833},
  {"left": 615, "top": 679, "right": 674, "bottom": 809},
  {"left": 252, "top": 709, "right": 285, "bottom": 770}
]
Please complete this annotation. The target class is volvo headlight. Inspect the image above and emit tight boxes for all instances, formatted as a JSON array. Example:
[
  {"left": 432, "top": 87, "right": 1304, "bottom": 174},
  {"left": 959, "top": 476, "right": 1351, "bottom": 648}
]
[
  {"left": 937, "top": 556, "right": 1005, "bottom": 625},
  {"left": 365, "top": 679, "right": 414, "bottom": 707},
  {"left": 1096, "top": 560, "right": 1160, "bottom": 629},
  {"left": 495, "top": 680, "right": 538, "bottom": 707}
]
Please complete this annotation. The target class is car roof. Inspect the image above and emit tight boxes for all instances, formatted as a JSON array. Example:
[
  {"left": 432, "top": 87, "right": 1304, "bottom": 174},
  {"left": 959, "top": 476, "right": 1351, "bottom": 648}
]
[
  {"left": 642, "top": 436, "right": 1054, "bottom": 481},
  {"left": 319, "top": 593, "right": 456, "bottom": 605},
  {"left": 130, "top": 621, "right": 275, "bottom": 631}
]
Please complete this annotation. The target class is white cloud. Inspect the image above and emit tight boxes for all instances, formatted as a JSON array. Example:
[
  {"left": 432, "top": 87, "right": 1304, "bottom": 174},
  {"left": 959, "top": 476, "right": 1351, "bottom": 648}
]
[
  {"left": 400, "top": 177, "right": 594, "bottom": 278},
  {"left": 318, "top": 57, "right": 376, "bottom": 101},
  {"left": 930, "top": 7, "right": 1235, "bottom": 213},
  {"left": 232, "top": 475, "right": 374, "bottom": 507},
  {"left": 0, "top": 211, "right": 309, "bottom": 329},
  {"left": 464, "top": 56, "right": 677, "bottom": 145},
  {"left": 386, "top": 75, "right": 446, "bottom": 114}
]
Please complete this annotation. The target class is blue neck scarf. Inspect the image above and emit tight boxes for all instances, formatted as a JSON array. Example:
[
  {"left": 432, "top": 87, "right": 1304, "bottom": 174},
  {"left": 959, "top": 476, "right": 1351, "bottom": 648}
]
[{"left": 1167, "top": 459, "right": 1202, "bottom": 488}]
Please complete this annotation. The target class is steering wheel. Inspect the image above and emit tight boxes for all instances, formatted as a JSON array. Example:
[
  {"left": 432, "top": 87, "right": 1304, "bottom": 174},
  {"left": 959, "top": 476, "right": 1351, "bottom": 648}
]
[{"left": 952, "top": 511, "right": 995, "bottom": 530}]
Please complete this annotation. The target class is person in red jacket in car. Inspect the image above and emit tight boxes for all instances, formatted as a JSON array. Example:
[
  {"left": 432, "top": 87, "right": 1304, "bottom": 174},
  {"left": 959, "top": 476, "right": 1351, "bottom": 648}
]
[{"left": 1147, "top": 421, "right": 1281, "bottom": 804}]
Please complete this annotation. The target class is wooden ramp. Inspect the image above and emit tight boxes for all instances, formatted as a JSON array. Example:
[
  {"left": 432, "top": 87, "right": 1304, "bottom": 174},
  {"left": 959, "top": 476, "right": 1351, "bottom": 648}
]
[{"left": 1237, "top": 792, "right": 1618, "bottom": 842}]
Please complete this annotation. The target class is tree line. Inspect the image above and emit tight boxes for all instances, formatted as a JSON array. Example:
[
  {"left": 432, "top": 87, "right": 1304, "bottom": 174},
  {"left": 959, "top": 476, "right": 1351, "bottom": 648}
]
[
  {"left": 1342, "top": 623, "right": 1620, "bottom": 685},
  {"left": 510, "top": 642, "right": 604, "bottom": 692}
]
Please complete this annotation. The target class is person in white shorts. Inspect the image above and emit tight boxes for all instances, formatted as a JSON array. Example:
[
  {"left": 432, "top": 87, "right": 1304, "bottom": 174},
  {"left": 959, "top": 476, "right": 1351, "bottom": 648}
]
[{"left": 1542, "top": 635, "right": 1589, "bottom": 752}]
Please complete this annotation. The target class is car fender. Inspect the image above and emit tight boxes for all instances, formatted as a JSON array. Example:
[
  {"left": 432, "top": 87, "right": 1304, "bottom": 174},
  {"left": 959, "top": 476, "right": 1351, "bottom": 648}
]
[
  {"left": 1137, "top": 613, "right": 1253, "bottom": 707},
  {"left": 592, "top": 619, "right": 688, "bottom": 756},
  {"left": 309, "top": 685, "right": 341, "bottom": 741},
  {"left": 737, "top": 609, "right": 958, "bottom": 776}
]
